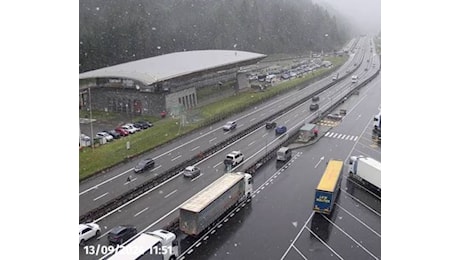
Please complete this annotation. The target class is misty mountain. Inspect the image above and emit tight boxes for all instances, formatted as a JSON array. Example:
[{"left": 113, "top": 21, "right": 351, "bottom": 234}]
[{"left": 79, "top": 0, "right": 352, "bottom": 73}]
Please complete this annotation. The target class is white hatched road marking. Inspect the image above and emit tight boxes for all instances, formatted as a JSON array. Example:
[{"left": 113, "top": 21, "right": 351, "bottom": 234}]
[
  {"left": 325, "top": 132, "right": 332, "bottom": 137},
  {"left": 332, "top": 133, "right": 338, "bottom": 138},
  {"left": 353, "top": 136, "right": 359, "bottom": 141},
  {"left": 341, "top": 135, "right": 346, "bottom": 139},
  {"left": 337, "top": 134, "right": 343, "bottom": 139}
]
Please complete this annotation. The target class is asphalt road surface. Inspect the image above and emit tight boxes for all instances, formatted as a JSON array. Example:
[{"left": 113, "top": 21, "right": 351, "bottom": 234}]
[{"left": 78, "top": 37, "right": 380, "bottom": 260}]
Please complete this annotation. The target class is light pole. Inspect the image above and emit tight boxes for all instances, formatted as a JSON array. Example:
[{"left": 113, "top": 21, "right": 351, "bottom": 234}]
[{"left": 89, "top": 87, "right": 94, "bottom": 150}]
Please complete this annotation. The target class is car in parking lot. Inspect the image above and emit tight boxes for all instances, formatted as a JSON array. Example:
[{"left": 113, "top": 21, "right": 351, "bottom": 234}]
[
  {"left": 265, "top": 121, "right": 277, "bottom": 129},
  {"left": 223, "top": 121, "right": 237, "bottom": 131},
  {"left": 183, "top": 166, "right": 201, "bottom": 178},
  {"left": 134, "top": 158, "right": 155, "bottom": 173},
  {"left": 79, "top": 223, "right": 101, "bottom": 245},
  {"left": 96, "top": 132, "right": 114, "bottom": 142},
  {"left": 115, "top": 127, "right": 129, "bottom": 136},
  {"left": 121, "top": 125, "right": 136, "bottom": 134},
  {"left": 105, "top": 130, "right": 121, "bottom": 139},
  {"left": 275, "top": 125, "right": 287, "bottom": 135},
  {"left": 309, "top": 103, "right": 319, "bottom": 111},
  {"left": 108, "top": 225, "right": 138, "bottom": 245},
  {"left": 134, "top": 121, "right": 152, "bottom": 129}
]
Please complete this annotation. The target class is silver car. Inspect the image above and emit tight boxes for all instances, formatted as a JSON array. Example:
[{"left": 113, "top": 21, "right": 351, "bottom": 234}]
[{"left": 183, "top": 166, "right": 200, "bottom": 178}]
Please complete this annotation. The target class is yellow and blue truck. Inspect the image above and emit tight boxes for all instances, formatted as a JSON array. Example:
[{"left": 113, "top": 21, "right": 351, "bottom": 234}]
[{"left": 313, "top": 160, "right": 344, "bottom": 215}]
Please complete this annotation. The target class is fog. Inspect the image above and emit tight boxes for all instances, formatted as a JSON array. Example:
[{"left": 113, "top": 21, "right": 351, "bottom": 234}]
[{"left": 314, "top": 0, "right": 381, "bottom": 34}]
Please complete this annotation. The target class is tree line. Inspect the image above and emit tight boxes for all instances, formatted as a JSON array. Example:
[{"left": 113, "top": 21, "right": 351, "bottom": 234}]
[{"left": 79, "top": 0, "right": 351, "bottom": 73}]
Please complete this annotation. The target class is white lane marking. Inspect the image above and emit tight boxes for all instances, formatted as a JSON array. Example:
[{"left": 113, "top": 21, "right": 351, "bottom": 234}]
[
  {"left": 150, "top": 165, "right": 162, "bottom": 172},
  {"left": 292, "top": 245, "right": 309, "bottom": 260},
  {"left": 261, "top": 113, "right": 266, "bottom": 117},
  {"left": 353, "top": 136, "right": 359, "bottom": 141},
  {"left": 248, "top": 141, "right": 256, "bottom": 146},
  {"left": 209, "top": 137, "right": 217, "bottom": 142},
  {"left": 280, "top": 212, "right": 315, "bottom": 260},
  {"left": 190, "top": 174, "right": 203, "bottom": 182},
  {"left": 223, "top": 131, "right": 229, "bottom": 135},
  {"left": 164, "top": 189, "right": 177, "bottom": 199},
  {"left": 80, "top": 169, "right": 132, "bottom": 195},
  {"left": 341, "top": 135, "right": 346, "bottom": 139},
  {"left": 213, "top": 162, "right": 223, "bottom": 168},
  {"left": 332, "top": 133, "right": 338, "bottom": 138},
  {"left": 134, "top": 207, "right": 149, "bottom": 217},
  {"left": 262, "top": 133, "right": 268, "bottom": 138},
  {"left": 250, "top": 118, "right": 256, "bottom": 122},
  {"left": 171, "top": 155, "right": 182, "bottom": 161},
  {"left": 285, "top": 119, "right": 290, "bottom": 124},
  {"left": 93, "top": 192, "right": 108, "bottom": 201},
  {"left": 123, "top": 178, "right": 137, "bottom": 185},
  {"left": 337, "top": 134, "right": 343, "bottom": 139},
  {"left": 325, "top": 132, "right": 331, "bottom": 137},
  {"left": 321, "top": 214, "right": 379, "bottom": 259},
  {"left": 314, "top": 156, "right": 324, "bottom": 169},
  {"left": 305, "top": 225, "right": 344, "bottom": 260},
  {"left": 191, "top": 146, "right": 200, "bottom": 151},
  {"left": 335, "top": 203, "right": 381, "bottom": 237},
  {"left": 340, "top": 188, "right": 381, "bottom": 217}
]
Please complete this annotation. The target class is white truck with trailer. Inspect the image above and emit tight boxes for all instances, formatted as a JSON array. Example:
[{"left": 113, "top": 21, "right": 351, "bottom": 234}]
[
  {"left": 179, "top": 172, "right": 253, "bottom": 236},
  {"left": 107, "top": 229, "right": 178, "bottom": 260},
  {"left": 348, "top": 155, "right": 381, "bottom": 190}
]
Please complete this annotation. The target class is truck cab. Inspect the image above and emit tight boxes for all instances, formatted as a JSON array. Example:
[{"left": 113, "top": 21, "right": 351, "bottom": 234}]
[{"left": 243, "top": 173, "right": 253, "bottom": 200}]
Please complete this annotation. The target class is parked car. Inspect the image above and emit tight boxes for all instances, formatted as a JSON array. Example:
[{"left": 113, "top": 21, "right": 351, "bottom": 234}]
[
  {"left": 121, "top": 124, "right": 138, "bottom": 134},
  {"left": 108, "top": 225, "right": 137, "bottom": 245},
  {"left": 265, "top": 121, "right": 277, "bottom": 129},
  {"left": 79, "top": 223, "right": 100, "bottom": 245},
  {"left": 96, "top": 132, "right": 114, "bottom": 142},
  {"left": 312, "top": 96, "right": 320, "bottom": 102},
  {"left": 125, "top": 123, "right": 141, "bottom": 132},
  {"left": 105, "top": 130, "right": 121, "bottom": 139},
  {"left": 275, "top": 125, "right": 287, "bottom": 135},
  {"left": 183, "top": 166, "right": 201, "bottom": 178},
  {"left": 115, "top": 127, "right": 129, "bottom": 136},
  {"left": 223, "top": 121, "right": 237, "bottom": 131},
  {"left": 137, "top": 120, "right": 153, "bottom": 128},
  {"left": 134, "top": 158, "right": 155, "bottom": 173},
  {"left": 310, "top": 103, "right": 319, "bottom": 111}
]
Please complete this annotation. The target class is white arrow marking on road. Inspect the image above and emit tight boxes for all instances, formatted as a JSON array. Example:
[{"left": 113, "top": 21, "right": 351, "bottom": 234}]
[
  {"left": 314, "top": 156, "right": 325, "bottom": 168},
  {"left": 356, "top": 114, "right": 362, "bottom": 120}
]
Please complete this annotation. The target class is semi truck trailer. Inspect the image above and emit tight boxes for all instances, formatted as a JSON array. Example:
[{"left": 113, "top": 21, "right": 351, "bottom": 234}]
[
  {"left": 313, "top": 160, "right": 344, "bottom": 215},
  {"left": 348, "top": 155, "right": 381, "bottom": 190},
  {"left": 179, "top": 172, "right": 253, "bottom": 236}
]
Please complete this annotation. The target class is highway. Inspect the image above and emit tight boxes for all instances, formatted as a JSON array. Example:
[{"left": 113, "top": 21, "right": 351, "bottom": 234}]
[
  {"left": 177, "top": 72, "right": 381, "bottom": 260},
  {"left": 79, "top": 37, "right": 369, "bottom": 215},
  {"left": 79, "top": 36, "right": 379, "bottom": 260}
]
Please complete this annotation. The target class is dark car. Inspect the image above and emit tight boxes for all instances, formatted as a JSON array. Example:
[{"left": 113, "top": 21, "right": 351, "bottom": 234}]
[
  {"left": 310, "top": 103, "right": 319, "bottom": 111},
  {"left": 134, "top": 158, "right": 155, "bottom": 173},
  {"left": 312, "top": 96, "right": 320, "bottom": 102},
  {"left": 107, "top": 225, "right": 137, "bottom": 245},
  {"left": 265, "top": 121, "right": 277, "bottom": 129},
  {"left": 134, "top": 121, "right": 152, "bottom": 129},
  {"left": 105, "top": 130, "right": 121, "bottom": 139},
  {"left": 275, "top": 126, "right": 287, "bottom": 135}
]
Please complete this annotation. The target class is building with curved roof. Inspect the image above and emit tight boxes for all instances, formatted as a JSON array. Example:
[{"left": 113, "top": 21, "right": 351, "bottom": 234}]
[{"left": 79, "top": 50, "right": 266, "bottom": 116}]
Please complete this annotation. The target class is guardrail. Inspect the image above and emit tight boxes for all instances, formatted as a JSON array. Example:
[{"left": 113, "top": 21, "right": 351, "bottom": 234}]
[{"left": 79, "top": 53, "right": 368, "bottom": 223}]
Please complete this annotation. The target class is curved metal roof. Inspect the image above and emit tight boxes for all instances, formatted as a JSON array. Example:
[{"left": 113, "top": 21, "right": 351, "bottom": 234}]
[{"left": 79, "top": 50, "right": 266, "bottom": 85}]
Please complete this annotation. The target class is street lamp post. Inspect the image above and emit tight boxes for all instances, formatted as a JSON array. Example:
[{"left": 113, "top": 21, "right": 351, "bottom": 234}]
[{"left": 89, "top": 87, "right": 94, "bottom": 150}]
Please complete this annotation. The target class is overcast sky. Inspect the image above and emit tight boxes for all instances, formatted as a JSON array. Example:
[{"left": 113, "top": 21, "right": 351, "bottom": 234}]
[{"left": 314, "top": 0, "right": 381, "bottom": 34}]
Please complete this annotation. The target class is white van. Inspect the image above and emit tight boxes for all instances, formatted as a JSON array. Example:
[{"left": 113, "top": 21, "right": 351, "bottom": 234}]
[
  {"left": 276, "top": 147, "right": 292, "bottom": 162},
  {"left": 351, "top": 75, "right": 358, "bottom": 83},
  {"left": 266, "top": 74, "right": 276, "bottom": 83},
  {"left": 224, "top": 151, "right": 244, "bottom": 166}
]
